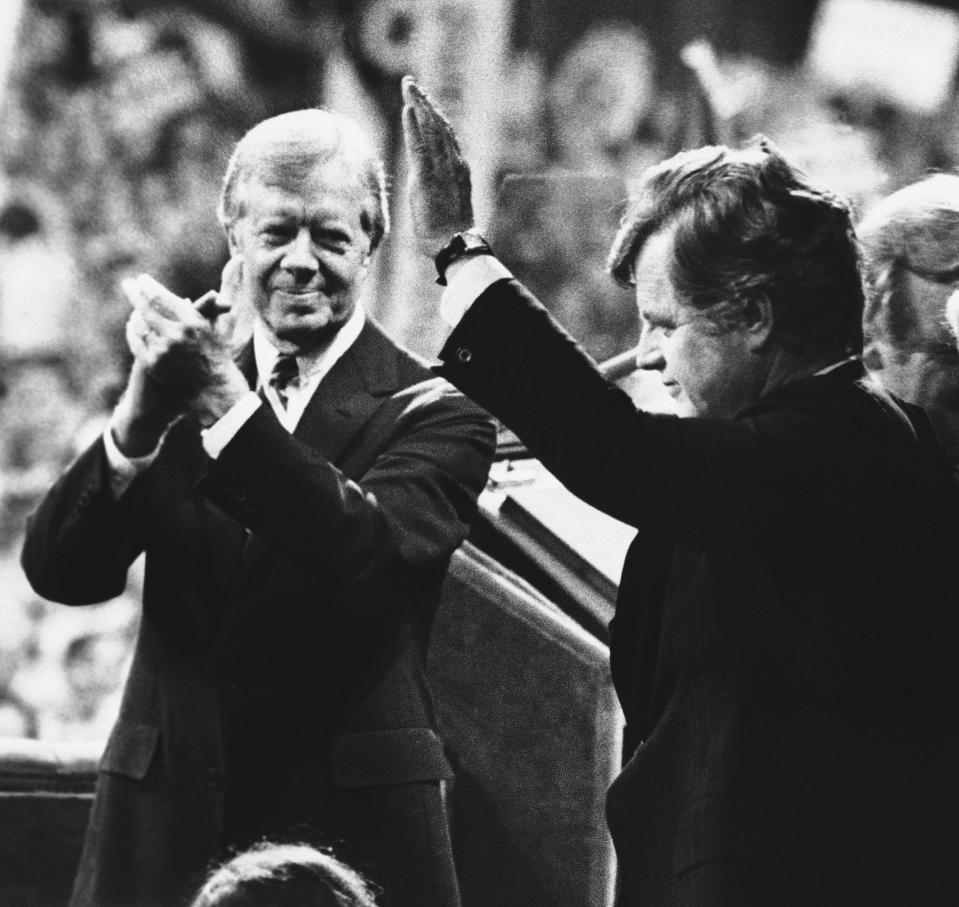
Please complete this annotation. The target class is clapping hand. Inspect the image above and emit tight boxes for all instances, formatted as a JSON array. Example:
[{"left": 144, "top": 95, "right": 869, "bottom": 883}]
[
  {"left": 947, "top": 290, "right": 959, "bottom": 349},
  {"left": 114, "top": 260, "right": 249, "bottom": 453},
  {"left": 122, "top": 272, "right": 240, "bottom": 403},
  {"left": 401, "top": 76, "right": 475, "bottom": 256}
]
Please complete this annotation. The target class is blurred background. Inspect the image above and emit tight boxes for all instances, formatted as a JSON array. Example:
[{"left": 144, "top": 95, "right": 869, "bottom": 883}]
[{"left": 3, "top": 0, "right": 959, "bottom": 743}]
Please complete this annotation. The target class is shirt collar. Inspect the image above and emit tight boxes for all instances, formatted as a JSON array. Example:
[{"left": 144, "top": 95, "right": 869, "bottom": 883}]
[
  {"left": 252, "top": 303, "right": 366, "bottom": 388},
  {"left": 814, "top": 355, "right": 860, "bottom": 377}
]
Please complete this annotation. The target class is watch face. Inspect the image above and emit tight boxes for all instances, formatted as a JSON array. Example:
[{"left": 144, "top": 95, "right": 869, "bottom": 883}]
[
  {"left": 460, "top": 232, "right": 488, "bottom": 252},
  {"left": 435, "top": 231, "right": 491, "bottom": 284}
]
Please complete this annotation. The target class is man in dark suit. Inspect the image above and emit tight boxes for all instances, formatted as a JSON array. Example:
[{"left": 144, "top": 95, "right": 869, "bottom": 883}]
[
  {"left": 21, "top": 108, "right": 495, "bottom": 907},
  {"left": 401, "top": 78, "right": 959, "bottom": 905}
]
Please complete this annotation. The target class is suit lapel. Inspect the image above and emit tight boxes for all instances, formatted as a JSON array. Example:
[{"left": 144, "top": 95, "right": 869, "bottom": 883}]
[
  {"left": 233, "top": 320, "right": 404, "bottom": 583},
  {"left": 291, "top": 319, "right": 401, "bottom": 464}
]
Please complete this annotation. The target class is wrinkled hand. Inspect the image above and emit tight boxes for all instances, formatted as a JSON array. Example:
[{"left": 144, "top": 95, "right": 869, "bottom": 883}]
[
  {"left": 208, "top": 254, "right": 246, "bottom": 325},
  {"left": 110, "top": 354, "right": 186, "bottom": 457},
  {"left": 122, "top": 271, "right": 249, "bottom": 426},
  {"left": 401, "top": 76, "right": 475, "bottom": 256}
]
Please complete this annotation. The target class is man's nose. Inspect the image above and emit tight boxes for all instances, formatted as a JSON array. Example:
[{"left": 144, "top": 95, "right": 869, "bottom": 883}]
[
  {"left": 636, "top": 329, "right": 665, "bottom": 371},
  {"left": 281, "top": 230, "right": 318, "bottom": 274}
]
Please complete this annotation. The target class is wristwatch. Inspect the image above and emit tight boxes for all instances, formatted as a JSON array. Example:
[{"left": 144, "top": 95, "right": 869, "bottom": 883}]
[{"left": 434, "top": 229, "right": 494, "bottom": 286}]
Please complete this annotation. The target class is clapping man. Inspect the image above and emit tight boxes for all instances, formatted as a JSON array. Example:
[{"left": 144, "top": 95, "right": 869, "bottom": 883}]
[{"left": 22, "top": 108, "right": 494, "bottom": 907}]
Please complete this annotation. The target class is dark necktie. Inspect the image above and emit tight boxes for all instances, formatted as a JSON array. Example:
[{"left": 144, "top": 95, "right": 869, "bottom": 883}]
[{"left": 268, "top": 354, "right": 299, "bottom": 409}]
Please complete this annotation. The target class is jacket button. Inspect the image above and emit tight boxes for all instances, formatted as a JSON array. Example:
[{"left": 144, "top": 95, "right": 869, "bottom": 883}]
[{"left": 456, "top": 347, "right": 473, "bottom": 364}]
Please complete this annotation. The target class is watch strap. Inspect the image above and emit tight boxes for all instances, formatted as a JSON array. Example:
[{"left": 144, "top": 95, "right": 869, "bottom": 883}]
[{"left": 435, "top": 230, "right": 494, "bottom": 286}]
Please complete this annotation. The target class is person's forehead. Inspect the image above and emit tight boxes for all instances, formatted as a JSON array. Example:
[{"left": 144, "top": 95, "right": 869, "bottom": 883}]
[
  {"left": 239, "top": 164, "right": 368, "bottom": 218},
  {"left": 633, "top": 227, "right": 682, "bottom": 319},
  {"left": 896, "top": 272, "right": 957, "bottom": 341}
]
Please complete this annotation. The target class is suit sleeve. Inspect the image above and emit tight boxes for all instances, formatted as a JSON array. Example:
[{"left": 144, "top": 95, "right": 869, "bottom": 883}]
[
  {"left": 435, "top": 278, "right": 850, "bottom": 549},
  {"left": 20, "top": 437, "right": 149, "bottom": 605},
  {"left": 196, "top": 381, "right": 496, "bottom": 590}
]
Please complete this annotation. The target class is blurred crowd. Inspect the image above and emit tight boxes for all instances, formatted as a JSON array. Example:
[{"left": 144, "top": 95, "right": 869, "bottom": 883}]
[{"left": 4, "top": 0, "right": 959, "bottom": 744}]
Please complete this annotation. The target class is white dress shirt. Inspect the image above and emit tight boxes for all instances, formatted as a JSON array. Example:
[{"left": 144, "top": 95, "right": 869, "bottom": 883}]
[
  {"left": 104, "top": 303, "right": 366, "bottom": 496},
  {"left": 439, "top": 256, "right": 513, "bottom": 327}
]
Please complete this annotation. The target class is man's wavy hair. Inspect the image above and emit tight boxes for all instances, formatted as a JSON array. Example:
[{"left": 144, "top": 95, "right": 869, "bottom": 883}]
[
  {"left": 218, "top": 109, "right": 389, "bottom": 251},
  {"left": 608, "top": 137, "right": 864, "bottom": 358}
]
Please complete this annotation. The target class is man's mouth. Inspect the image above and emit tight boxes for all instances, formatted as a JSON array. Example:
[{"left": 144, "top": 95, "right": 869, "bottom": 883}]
[{"left": 273, "top": 289, "right": 325, "bottom": 306}]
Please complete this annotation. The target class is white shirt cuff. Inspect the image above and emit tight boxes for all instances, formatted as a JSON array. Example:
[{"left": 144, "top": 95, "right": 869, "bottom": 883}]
[
  {"left": 200, "top": 391, "right": 262, "bottom": 459},
  {"left": 103, "top": 420, "right": 161, "bottom": 499},
  {"left": 439, "top": 255, "right": 513, "bottom": 327}
]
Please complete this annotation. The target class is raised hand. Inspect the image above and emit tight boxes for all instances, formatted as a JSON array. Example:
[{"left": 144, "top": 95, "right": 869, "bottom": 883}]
[{"left": 401, "top": 76, "right": 475, "bottom": 255}]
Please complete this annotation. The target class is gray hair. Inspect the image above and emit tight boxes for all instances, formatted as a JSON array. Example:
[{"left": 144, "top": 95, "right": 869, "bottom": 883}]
[
  {"left": 859, "top": 174, "right": 959, "bottom": 347},
  {"left": 218, "top": 109, "right": 390, "bottom": 250}
]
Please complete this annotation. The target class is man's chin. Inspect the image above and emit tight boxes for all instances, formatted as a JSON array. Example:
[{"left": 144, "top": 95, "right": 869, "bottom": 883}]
[{"left": 270, "top": 317, "right": 345, "bottom": 354}]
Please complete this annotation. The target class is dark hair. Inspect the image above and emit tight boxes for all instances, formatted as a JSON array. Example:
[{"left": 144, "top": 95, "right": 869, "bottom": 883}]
[
  {"left": 608, "top": 136, "right": 864, "bottom": 358},
  {"left": 218, "top": 109, "right": 389, "bottom": 251},
  {"left": 858, "top": 173, "right": 959, "bottom": 347},
  {"left": 189, "top": 842, "right": 380, "bottom": 907}
]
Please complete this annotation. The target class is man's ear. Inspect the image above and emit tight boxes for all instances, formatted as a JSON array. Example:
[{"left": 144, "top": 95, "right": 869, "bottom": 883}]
[
  {"left": 226, "top": 225, "right": 239, "bottom": 256},
  {"left": 742, "top": 293, "right": 775, "bottom": 351}
]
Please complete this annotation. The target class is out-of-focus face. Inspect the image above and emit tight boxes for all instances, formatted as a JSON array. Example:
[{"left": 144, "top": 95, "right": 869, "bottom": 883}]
[
  {"left": 870, "top": 275, "right": 959, "bottom": 458},
  {"left": 633, "top": 227, "right": 766, "bottom": 419},
  {"left": 229, "top": 158, "right": 373, "bottom": 356}
]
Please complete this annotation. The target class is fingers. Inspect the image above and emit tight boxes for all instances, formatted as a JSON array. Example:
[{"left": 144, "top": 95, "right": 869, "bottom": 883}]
[
  {"left": 125, "top": 310, "right": 149, "bottom": 359},
  {"left": 947, "top": 290, "right": 959, "bottom": 342},
  {"left": 402, "top": 82, "right": 438, "bottom": 187},
  {"left": 400, "top": 75, "right": 476, "bottom": 246},
  {"left": 215, "top": 254, "right": 244, "bottom": 314},
  {"left": 402, "top": 103, "right": 431, "bottom": 178},
  {"left": 221, "top": 253, "right": 244, "bottom": 291},
  {"left": 194, "top": 290, "right": 231, "bottom": 321},
  {"left": 121, "top": 273, "right": 201, "bottom": 325},
  {"left": 401, "top": 77, "right": 466, "bottom": 171}
]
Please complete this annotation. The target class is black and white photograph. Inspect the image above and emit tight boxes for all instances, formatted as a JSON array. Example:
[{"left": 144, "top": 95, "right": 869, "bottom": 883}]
[{"left": 2, "top": 1, "right": 959, "bottom": 904}]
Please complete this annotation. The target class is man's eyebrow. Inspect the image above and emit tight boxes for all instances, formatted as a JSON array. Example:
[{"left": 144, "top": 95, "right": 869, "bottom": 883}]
[{"left": 255, "top": 209, "right": 298, "bottom": 223}]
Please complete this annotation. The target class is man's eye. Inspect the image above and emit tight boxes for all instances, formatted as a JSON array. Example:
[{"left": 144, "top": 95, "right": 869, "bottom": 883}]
[
  {"left": 261, "top": 227, "right": 291, "bottom": 244},
  {"left": 316, "top": 231, "right": 352, "bottom": 251}
]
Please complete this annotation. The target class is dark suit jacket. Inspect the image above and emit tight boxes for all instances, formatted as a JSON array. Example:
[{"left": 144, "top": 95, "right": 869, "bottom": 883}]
[
  {"left": 21, "top": 319, "right": 495, "bottom": 907},
  {"left": 436, "top": 279, "right": 959, "bottom": 906}
]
